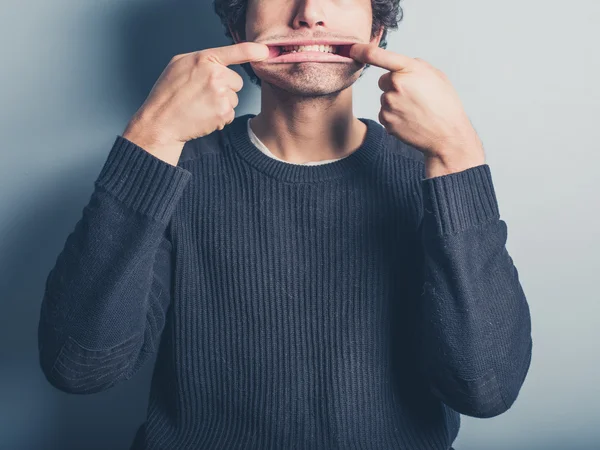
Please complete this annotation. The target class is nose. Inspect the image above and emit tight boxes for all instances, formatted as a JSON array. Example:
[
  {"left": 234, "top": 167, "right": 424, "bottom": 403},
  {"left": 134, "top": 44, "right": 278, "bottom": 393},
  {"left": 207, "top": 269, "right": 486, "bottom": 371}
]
[{"left": 292, "top": 0, "right": 326, "bottom": 29}]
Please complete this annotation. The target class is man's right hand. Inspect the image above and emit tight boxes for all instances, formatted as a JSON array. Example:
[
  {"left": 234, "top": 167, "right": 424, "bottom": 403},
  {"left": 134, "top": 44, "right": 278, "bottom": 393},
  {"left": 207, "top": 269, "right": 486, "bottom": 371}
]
[{"left": 122, "top": 42, "right": 270, "bottom": 166}]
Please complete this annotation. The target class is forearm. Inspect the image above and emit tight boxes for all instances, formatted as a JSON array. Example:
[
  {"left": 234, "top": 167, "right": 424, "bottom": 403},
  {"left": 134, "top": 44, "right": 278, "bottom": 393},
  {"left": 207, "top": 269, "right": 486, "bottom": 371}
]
[
  {"left": 38, "top": 136, "right": 191, "bottom": 393},
  {"left": 418, "top": 164, "right": 532, "bottom": 418},
  {"left": 38, "top": 196, "right": 167, "bottom": 364}
]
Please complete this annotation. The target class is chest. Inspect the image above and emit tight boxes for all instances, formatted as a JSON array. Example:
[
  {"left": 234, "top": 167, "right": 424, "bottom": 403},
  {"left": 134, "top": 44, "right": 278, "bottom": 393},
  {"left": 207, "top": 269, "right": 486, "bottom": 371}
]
[{"left": 173, "top": 175, "right": 423, "bottom": 309}]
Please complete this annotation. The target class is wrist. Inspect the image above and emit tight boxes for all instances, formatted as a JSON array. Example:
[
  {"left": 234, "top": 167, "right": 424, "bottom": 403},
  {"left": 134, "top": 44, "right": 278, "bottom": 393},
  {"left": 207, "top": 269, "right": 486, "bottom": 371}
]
[
  {"left": 122, "top": 118, "right": 183, "bottom": 167},
  {"left": 425, "top": 146, "right": 486, "bottom": 179}
]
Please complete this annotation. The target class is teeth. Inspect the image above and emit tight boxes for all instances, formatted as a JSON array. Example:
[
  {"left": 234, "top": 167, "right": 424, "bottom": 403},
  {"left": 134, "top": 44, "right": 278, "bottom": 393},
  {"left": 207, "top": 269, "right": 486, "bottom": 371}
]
[{"left": 280, "top": 44, "right": 337, "bottom": 54}]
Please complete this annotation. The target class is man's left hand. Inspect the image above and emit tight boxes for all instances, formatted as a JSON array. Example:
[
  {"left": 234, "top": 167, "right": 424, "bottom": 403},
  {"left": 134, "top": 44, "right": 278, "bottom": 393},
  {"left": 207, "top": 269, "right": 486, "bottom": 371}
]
[{"left": 349, "top": 44, "right": 486, "bottom": 177}]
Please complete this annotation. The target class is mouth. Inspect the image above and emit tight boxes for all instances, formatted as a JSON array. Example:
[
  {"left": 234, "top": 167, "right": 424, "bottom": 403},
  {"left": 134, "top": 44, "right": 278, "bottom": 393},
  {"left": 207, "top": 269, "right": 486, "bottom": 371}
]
[{"left": 261, "top": 41, "right": 355, "bottom": 64}]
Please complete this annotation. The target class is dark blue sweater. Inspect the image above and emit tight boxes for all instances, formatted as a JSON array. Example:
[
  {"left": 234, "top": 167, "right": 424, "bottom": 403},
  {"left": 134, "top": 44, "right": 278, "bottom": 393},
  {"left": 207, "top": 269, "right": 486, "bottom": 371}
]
[{"left": 37, "top": 113, "right": 532, "bottom": 449}]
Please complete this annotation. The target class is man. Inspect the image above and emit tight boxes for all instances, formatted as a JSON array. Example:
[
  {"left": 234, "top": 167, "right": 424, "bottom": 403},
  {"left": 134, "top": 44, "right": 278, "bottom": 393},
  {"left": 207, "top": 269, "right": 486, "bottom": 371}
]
[{"left": 37, "top": 0, "right": 533, "bottom": 449}]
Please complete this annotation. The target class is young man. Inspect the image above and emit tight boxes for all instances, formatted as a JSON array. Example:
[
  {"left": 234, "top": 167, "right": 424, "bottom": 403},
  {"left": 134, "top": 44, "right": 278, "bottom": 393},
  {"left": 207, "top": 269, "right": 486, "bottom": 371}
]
[{"left": 37, "top": 0, "right": 532, "bottom": 449}]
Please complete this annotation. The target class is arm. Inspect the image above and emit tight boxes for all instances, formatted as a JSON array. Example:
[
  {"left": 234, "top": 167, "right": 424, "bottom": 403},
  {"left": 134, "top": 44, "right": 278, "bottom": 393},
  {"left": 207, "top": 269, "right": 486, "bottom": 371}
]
[
  {"left": 417, "top": 163, "right": 532, "bottom": 418},
  {"left": 37, "top": 136, "right": 192, "bottom": 394}
]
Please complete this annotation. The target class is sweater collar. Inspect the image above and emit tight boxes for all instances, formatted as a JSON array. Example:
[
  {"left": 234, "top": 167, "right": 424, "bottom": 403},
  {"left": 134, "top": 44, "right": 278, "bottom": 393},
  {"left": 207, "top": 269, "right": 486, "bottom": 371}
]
[{"left": 225, "top": 113, "right": 386, "bottom": 183}]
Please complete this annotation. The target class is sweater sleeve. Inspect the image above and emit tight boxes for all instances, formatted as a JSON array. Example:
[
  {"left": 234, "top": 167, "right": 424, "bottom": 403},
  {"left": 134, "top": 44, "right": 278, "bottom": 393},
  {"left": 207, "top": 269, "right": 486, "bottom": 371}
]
[
  {"left": 37, "top": 135, "right": 192, "bottom": 394},
  {"left": 417, "top": 163, "right": 532, "bottom": 418}
]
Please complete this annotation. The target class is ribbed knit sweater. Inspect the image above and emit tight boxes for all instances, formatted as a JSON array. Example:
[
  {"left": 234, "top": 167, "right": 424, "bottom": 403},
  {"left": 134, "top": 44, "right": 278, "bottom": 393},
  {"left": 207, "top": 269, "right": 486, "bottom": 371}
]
[{"left": 37, "top": 113, "right": 532, "bottom": 450}]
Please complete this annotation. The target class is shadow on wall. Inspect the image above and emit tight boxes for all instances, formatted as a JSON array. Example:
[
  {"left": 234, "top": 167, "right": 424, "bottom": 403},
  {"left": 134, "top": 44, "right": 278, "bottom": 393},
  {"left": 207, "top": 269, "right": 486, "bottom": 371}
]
[
  {"left": 114, "top": 0, "right": 252, "bottom": 114},
  {"left": 0, "top": 1, "right": 252, "bottom": 450}
]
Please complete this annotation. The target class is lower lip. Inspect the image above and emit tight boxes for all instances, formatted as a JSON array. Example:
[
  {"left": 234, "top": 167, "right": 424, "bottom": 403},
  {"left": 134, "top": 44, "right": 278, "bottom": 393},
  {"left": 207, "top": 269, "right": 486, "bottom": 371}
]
[{"left": 262, "top": 51, "right": 355, "bottom": 64}]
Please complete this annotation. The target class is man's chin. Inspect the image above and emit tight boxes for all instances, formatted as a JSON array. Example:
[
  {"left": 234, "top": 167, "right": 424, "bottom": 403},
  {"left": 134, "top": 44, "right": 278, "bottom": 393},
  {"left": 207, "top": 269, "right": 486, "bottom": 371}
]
[
  {"left": 283, "top": 84, "right": 346, "bottom": 97},
  {"left": 256, "top": 70, "right": 361, "bottom": 97}
]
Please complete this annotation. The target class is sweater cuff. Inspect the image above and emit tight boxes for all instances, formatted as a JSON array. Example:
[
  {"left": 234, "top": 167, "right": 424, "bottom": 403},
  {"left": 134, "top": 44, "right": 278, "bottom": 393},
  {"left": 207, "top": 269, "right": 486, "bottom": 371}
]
[
  {"left": 95, "top": 135, "right": 192, "bottom": 223},
  {"left": 421, "top": 164, "right": 500, "bottom": 238}
]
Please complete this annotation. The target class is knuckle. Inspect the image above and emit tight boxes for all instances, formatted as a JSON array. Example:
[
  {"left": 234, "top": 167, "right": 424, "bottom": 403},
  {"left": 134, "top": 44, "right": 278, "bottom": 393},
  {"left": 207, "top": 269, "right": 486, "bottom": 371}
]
[
  {"left": 226, "top": 109, "right": 235, "bottom": 124},
  {"left": 380, "top": 93, "right": 390, "bottom": 108},
  {"left": 414, "top": 57, "right": 430, "bottom": 67},
  {"left": 231, "top": 93, "right": 239, "bottom": 108},
  {"left": 193, "top": 51, "right": 205, "bottom": 66},
  {"left": 378, "top": 109, "right": 387, "bottom": 123},
  {"left": 379, "top": 108, "right": 394, "bottom": 126},
  {"left": 233, "top": 74, "right": 244, "bottom": 92},
  {"left": 207, "top": 70, "right": 222, "bottom": 89},
  {"left": 216, "top": 109, "right": 235, "bottom": 131},
  {"left": 390, "top": 74, "right": 402, "bottom": 91},
  {"left": 218, "top": 99, "right": 231, "bottom": 118}
]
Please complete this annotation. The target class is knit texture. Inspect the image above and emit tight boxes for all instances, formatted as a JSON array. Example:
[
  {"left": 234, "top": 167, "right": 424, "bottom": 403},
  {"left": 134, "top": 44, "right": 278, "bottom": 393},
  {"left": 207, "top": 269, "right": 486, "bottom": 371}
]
[{"left": 38, "top": 113, "right": 532, "bottom": 450}]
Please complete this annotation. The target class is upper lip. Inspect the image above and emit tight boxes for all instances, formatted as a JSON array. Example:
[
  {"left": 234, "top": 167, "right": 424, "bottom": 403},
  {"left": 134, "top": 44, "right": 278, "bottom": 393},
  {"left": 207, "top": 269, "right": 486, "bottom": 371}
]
[{"left": 266, "top": 40, "right": 356, "bottom": 47}]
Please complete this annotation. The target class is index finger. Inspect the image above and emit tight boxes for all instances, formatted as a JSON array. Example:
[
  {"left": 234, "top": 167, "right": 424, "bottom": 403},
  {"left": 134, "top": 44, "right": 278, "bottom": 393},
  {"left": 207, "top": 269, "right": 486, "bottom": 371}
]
[
  {"left": 349, "top": 44, "right": 414, "bottom": 72},
  {"left": 206, "top": 42, "right": 271, "bottom": 66}
]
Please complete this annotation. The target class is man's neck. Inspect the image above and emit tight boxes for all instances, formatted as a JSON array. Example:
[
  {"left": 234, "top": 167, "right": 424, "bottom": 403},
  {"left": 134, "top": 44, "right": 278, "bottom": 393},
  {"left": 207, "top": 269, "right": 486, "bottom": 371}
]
[{"left": 250, "top": 83, "right": 368, "bottom": 164}]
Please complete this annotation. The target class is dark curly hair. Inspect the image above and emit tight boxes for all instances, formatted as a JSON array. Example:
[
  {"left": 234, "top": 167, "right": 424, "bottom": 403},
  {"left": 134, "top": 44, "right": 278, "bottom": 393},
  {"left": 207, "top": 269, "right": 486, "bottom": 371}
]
[{"left": 213, "top": 0, "right": 404, "bottom": 87}]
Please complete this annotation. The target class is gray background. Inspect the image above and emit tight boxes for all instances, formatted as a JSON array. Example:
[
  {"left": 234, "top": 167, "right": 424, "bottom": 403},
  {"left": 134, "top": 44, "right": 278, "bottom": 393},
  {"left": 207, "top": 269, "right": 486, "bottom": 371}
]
[{"left": 1, "top": 0, "right": 598, "bottom": 449}]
